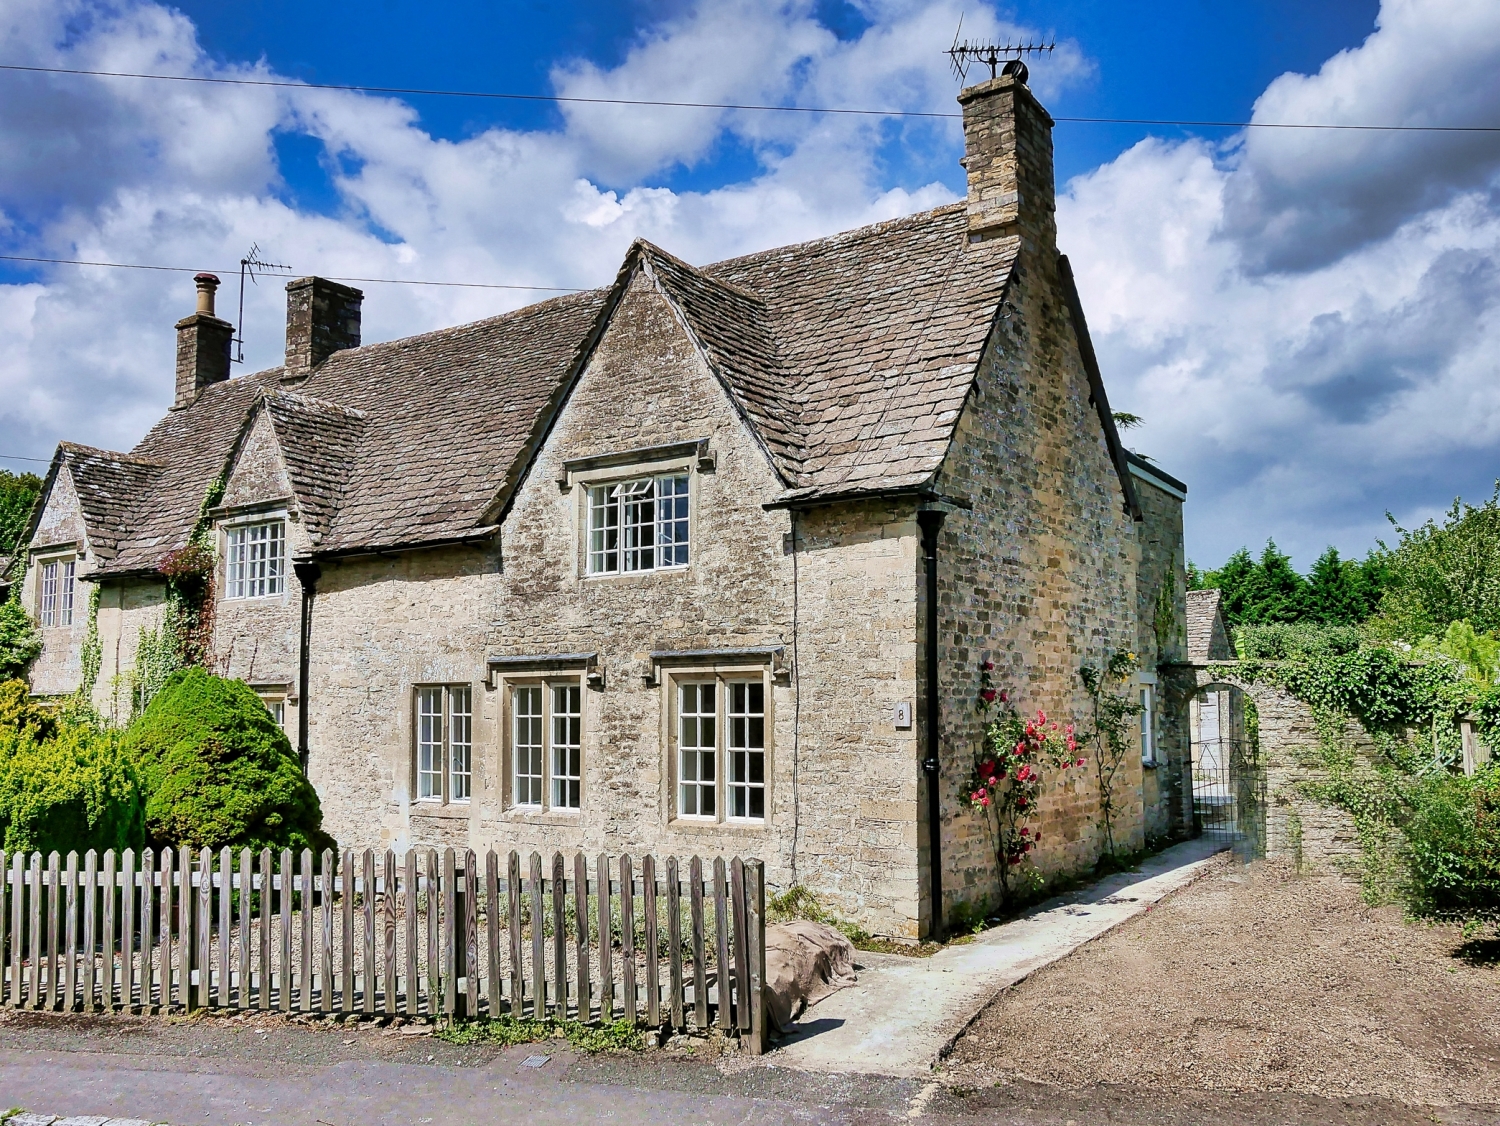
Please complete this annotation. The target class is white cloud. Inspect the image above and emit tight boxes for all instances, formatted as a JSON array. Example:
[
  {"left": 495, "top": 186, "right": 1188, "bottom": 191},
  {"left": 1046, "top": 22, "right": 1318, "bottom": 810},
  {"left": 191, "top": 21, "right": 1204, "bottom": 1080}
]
[
  {"left": 4, "top": 0, "right": 1498, "bottom": 578},
  {"left": 1061, "top": 0, "right": 1500, "bottom": 566}
]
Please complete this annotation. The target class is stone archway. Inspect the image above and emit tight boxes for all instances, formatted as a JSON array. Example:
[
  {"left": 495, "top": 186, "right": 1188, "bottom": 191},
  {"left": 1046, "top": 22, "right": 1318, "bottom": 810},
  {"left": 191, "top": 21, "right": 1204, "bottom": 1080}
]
[{"left": 1187, "top": 663, "right": 1366, "bottom": 866}]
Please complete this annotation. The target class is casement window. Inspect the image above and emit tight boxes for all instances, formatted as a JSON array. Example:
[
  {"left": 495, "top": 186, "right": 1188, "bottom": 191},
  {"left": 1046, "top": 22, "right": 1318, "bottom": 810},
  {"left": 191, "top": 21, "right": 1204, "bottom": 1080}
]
[
  {"left": 415, "top": 684, "right": 472, "bottom": 803},
  {"left": 1140, "top": 683, "right": 1157, "bottom": 764},
  {"left": 261, "top": 695, "right": 287, "bottom": 729},
  {"left": 510, "top": 680, "right": 583, "bottom": 811},
  {"left": 671, "top": 675, "right": 768, "bottom": 823},
  {"left": 224, "top": 521, "right": 285, "bottom": 599},
  {"left": 39, "top": 557, "right": 76, "bottom": 627},
  {"left": 587, "top": 474, "right": 690, "bottom": 575}
]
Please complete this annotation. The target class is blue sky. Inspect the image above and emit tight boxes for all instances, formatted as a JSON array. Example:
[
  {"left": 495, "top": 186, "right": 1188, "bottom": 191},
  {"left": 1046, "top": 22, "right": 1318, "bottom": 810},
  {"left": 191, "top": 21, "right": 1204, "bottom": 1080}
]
[{"left": 2, "top": 0, "right": 1498, "bottom": 570}]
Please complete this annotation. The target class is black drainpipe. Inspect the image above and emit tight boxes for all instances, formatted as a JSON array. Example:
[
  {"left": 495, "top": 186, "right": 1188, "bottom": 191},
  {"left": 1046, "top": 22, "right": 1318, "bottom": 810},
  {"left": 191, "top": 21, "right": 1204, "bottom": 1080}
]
[
  {"left": 292, "top": 560, "right": 321, "bottom": 775},
  {"left": 917, "top": 509, "right": 946, "bottom": 942}
]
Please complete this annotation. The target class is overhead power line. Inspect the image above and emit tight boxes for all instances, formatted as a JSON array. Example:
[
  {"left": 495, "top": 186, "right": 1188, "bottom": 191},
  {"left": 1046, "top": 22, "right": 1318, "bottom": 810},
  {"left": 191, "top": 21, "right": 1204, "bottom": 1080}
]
[
  {"left": 0, "top": 254, "right": 583, "bottom": 293},
  {"left": 3, "top": 61, "right": 1499, "bottom": 133},
  {"left": 0, "top": 453, "right": 51, "bottom": 464}
]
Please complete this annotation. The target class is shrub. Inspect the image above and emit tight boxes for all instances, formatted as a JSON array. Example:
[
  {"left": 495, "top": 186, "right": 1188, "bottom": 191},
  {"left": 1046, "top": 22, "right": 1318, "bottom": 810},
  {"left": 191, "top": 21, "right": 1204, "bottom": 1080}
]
[
  {"left": 121, "top": 668, "right": 333, "bottom": 855},
  {"left": 0, "top": 678, "right": 54, "bottom": 739},
  {"left": 0, "top": 715, "right": 145, "bottom": 855},
  {"left": 1400, "top": 765, "right": 1500, "bottom": 926},
  {"left": 0, "top": 594, "right": 41, "bottom": 682}
]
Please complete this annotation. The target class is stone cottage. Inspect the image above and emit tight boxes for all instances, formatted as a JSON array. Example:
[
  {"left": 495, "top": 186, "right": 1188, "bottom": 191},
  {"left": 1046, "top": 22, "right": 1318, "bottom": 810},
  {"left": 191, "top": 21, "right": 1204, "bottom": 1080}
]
[{"left": 17, "top": 64, "right": 1190, "bottom": 938}]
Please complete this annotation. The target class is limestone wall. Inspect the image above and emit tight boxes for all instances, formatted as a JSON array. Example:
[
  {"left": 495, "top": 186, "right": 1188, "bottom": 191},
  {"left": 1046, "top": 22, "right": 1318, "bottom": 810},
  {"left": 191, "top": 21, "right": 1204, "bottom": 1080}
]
[
  {"left": 932, "top": 242, "right": 1143, "bottom": 919},
  {"left": 301, "top": 269, "right": 924, "bottom": 937}
]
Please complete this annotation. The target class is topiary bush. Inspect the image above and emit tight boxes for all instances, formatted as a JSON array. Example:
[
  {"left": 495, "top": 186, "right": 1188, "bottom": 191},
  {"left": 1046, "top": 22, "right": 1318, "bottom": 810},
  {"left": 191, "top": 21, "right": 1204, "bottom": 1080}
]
[
  {"left": 122, "top": 668, "right": 333, "bottom": 856},
  {"left": 0, "top": 712, "right": 145, "bottom": 855}
]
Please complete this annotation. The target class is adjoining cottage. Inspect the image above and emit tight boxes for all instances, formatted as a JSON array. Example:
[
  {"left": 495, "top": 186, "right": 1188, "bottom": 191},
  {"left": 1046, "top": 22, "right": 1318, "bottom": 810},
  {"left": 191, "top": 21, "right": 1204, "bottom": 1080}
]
[{"left": 17, "top": 65, "right": 1191, "bottom": 938}]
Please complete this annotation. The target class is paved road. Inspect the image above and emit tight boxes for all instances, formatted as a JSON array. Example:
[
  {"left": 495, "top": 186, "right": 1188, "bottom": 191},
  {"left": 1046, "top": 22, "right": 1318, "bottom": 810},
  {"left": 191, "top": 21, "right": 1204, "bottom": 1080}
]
[{"left": 0, "top": 1013, "right": 1494, "bottom": 1126}]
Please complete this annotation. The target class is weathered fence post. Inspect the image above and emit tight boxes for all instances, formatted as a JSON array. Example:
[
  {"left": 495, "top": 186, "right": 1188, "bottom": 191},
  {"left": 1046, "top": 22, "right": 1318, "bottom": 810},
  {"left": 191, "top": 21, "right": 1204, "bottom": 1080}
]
[
  {"left": 383, "top": 850, "right": 398, "bottom": 1016},
  {"left": 118, "top": 849, "right": 133, "bottom": 1013},
  {"left": 730, "top": 858, "right": 748, "bottom": 1036},
  {"left": 746, "top": 860, "right": 767, "bottom": 1055},
  {"left": 690, "top": 856, "right": 706, "bottom": 1030},
  {"left": 666, "top": 855, "right": 683, "bottom": 1030},
  {"left": 138, "top": 850, "right": 154, "bottom": 1012},
  {"left": 341, "top": 849, "right": 356, "bottom": 1011},
  {"left": 463, "top": 849, "right": 478, "bottom": 1019},
  {"left": 180, "top": 847, "right": 196, "bottom": 1013},
  {"left": 199, "top": 848, "right": 213, "bottom": 1011},
  {"left": 642, "top": 854, "right": 659, "bottom": 1029},
  {"left": 259, "top": 848, "right": 274, "bottom": 1011},
  {"left": 442, "top": 848, "right": 457, "bottom": 1018},
  {"left": 485, "top": 850, "right": 501, "bottom": 1019},
  {"left": 619, "top": 854, "right": 637, "bottom": 1027},
  {"left": 83, "top": 850, "right": 98, "bottom": 1012},
  {"left": 64, "top": 851, "right": 78, "bottom": 1012},
  {"left": 596, "top": 852, "right": 613, "bottom": 1024},
  {"left": 507, "top": 850, "right": 523, "bottom": 1018},
  {"left": 303, "top": 848, "right": 316, "bottom": 1013},
  {"left": 403, "top": 849, "right": 418, "bottom": 1018},
  {"left": 529, "top": 852, "right": 545, "bottom": 1018},
  {"left": 573, "top": 852, "right": 589, "bottom": 1022},
  {"left": 158, "top": 847, "right": 173, "bottom": 1009},
  {"left": 550, "top": 852, "right": 566, "bottom": 1019},
  {"left": 712, "top": 857, "right": 731, "bottom": 1030}
]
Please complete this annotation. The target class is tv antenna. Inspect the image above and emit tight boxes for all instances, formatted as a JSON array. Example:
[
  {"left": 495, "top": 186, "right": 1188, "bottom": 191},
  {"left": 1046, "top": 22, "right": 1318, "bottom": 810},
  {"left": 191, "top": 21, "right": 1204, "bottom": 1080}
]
[
  {"left": 233, "top": 243, "right": 291, "bottom": 364},
  {"left": 947, "top": 17, "right": 1054, "bottom": 84}
]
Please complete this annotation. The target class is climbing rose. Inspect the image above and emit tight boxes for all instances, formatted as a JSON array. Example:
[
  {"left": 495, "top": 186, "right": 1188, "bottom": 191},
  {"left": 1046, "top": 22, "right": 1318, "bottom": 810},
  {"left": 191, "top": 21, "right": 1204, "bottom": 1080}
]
[
  {"left": 982, "top": 660, "right": 994, "bottom": 671},
  {"left": 981, "top": 688, "right": 997, "bottom": 703}
]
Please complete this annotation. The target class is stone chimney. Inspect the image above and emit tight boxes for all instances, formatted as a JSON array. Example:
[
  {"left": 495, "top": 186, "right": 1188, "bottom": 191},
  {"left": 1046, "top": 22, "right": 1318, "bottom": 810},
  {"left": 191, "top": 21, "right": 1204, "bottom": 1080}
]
[
  {"left": 173, "top": 273, "right": 234, "bottom": 410},
  {"left": 957, "top": 60, "right": 1056, "bottom": 249},
  {"left": 283, "top": 277, "right": 363, "bottom": 382}
]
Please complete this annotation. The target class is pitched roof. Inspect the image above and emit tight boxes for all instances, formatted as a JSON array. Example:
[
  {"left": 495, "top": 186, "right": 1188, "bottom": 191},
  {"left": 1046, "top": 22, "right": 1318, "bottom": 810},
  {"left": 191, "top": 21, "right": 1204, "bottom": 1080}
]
[
  {"left": 257, "top": 391, "right": 367, "bottom": 543},
  {"left": 31, "top": 443, "right": 166, "bottom": 562},
  {"left": 83, "top": 201, "right": 1131, "bottom": 573},
  {"left": 1187, "top": 589, "right": 1236, "bottom": 663}
]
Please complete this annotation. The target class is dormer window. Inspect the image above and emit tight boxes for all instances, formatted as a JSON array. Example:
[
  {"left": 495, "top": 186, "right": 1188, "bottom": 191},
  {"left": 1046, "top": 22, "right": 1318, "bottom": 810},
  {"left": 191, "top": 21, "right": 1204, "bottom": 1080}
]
[
  {"left": 587, "top": 473, "right": 690, "bottom": 574},
  {"left": 225, "top": 520, "right": 286, "bottom": 599}
]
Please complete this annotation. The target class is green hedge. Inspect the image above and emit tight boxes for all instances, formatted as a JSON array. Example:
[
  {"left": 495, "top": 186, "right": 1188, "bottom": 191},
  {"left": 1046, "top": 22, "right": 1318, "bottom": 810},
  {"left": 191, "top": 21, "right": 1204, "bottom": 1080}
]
[
  {"left": 0, "top": 689, "right": 145, "bottom": 855},
  {"left": 122, "top": 668, "right": 333, "bottom": 856}
]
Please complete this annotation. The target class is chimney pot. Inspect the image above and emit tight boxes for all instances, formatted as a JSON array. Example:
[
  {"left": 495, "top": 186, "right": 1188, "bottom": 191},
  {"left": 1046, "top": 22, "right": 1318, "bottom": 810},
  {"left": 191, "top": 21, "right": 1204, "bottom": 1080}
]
[
  {"left": 173, "top": 276, "right": 233, "bottom": 410},
  {"left": 193, "top": 272, "right": 220, "bottom": 316},
  {"left": 283, "top": 277, "right": 363, "bottom": 381}
]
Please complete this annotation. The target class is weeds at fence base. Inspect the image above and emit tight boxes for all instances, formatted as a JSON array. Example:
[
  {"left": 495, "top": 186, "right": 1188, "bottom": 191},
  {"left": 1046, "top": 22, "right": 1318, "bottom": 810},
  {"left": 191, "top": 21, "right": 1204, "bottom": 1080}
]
[{"left": 434, "top": 1015, "right": 647, "bottom": 1053}]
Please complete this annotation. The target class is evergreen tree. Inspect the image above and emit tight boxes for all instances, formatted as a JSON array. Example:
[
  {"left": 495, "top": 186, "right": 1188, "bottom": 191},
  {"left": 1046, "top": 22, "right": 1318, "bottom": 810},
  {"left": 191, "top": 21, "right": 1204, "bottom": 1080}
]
[
  {"left": 1306, "top": 547, "right": 1364, "bottom": 624},
  {"left": 1238, "top": 540, "right": 1308, "bottom": 623},
  {"left": 1206, "top": 548, "right": 1257, "bottom": 625}
]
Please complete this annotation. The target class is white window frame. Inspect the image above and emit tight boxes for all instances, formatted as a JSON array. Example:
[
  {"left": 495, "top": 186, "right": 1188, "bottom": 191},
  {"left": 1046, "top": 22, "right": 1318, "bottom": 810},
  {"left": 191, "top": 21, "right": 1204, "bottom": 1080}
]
[
  {"left": 224, "top": 520, "right": 286, "bottom": 600},
  {"left": 1140, "top": 681, "right": 1157, "bottom": 765},
  {"left": 38, "top": 555, "right": 76, "bottom": 628},
  {"left": 506, "top": 677, "right": 584, "bottom": 813},
  {"left": 413, "top": 684, "right": 473, "bottom": 805},
  {"left": 667, "top": 669, "right": 772, "bottom": 825},
  {"left": 586, "top": 473, "right": 691, "bottom": 575}
]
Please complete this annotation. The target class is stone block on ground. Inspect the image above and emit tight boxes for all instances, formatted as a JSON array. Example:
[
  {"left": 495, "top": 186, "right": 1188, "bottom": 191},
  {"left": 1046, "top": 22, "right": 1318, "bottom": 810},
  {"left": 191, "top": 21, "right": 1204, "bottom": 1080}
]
[{"left": 765, "top": 919, "right": 858, "bottom": 1031}]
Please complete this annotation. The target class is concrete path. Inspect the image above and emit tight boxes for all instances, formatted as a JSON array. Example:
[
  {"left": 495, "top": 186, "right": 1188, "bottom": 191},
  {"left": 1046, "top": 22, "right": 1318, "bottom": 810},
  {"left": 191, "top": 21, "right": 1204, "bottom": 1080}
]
[{"left": 770, "top": 837, "right": 1229, "bottom": 1077}]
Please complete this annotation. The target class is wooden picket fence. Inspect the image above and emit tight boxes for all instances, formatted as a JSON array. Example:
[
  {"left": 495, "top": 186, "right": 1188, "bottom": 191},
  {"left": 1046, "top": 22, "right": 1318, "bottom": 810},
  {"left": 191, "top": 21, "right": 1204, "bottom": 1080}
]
[{"left": 0, "top": 847, "right": 768, "bottom": 1051}]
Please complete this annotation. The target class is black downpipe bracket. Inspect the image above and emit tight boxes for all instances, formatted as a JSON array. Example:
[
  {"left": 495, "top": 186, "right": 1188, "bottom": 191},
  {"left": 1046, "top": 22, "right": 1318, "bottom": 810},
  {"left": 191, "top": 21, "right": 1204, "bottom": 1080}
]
[
  {"left": 292, "top": 561, "right": 321, "bottom": 775},
  {"left": 917, "top": 510, "right": 946, "bottom": 942}
]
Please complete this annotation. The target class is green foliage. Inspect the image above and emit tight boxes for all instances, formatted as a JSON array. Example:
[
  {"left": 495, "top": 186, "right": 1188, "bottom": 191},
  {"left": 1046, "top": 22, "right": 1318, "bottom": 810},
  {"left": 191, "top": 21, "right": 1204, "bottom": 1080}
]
[
  {"left": 124, "top": 621, "right": 183, "bottom": 720},
  {"left": 1078, "top": 650, "right": 1141, "bottom": 863},
  {"left": 1191, "top": 542, "right": 1387, "bottom": 628},
  {"left": 1415, "top": 620, "right": 1500, "bottom": 689},
  {"left": 435, "top": 1015, "right": 645, "bottom": 1052},
  {"left": 121, "top": 668, "right": 332, "bottom": 855},
  {"left": 766, "top": 884, "right": 871, "bottom": 945},
  {"left": 77, "top": 584, "right": 103, "bottom": 700},
  {"left": 1372, "top": 487, "right": 1500, "bottom": 640},
  {"left": 1400, "top": 766, "right": 1500, "bottom": 925},
  {"left": 1153, "top": 571, "right": 1179, "bottom": 653},
  {"left": 0, "top": 470, "right": 42, "bottom": 556},
  {"left": 0, "top": 592, "right": 41, "bottom": 681},
  {"left": 0, "top": 689, "right": 145, "bottom": 855},
  {"left": 1234, "top": 621, "right": 1362, "bottom": 662}
]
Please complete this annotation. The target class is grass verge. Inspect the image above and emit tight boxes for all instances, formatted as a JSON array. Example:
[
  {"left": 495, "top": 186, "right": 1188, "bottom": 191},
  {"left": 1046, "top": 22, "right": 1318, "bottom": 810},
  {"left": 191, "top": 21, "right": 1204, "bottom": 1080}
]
[{"left": 434, "top": 1015, "right": 647, "bottom": 1053}]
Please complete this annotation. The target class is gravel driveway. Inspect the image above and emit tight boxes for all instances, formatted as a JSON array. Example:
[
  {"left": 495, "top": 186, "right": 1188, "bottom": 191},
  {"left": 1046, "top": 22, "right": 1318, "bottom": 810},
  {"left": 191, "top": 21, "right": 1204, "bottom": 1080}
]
[{"left": 944, "top": 855, "right": 1500, "bottom": 1108}]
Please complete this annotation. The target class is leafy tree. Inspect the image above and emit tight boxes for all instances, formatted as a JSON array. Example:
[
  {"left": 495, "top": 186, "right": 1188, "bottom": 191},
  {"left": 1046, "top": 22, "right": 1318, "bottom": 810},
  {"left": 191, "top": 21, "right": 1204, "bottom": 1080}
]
[
  {"left": 1237, "top": 541, "right": 1308, "bottom": 624},
  {"left": 1372, "top": 487, "right": 1500, "bottom": 640},
  {"left": 0, "top": 469, "right": 42, "bottom": 556},
  {"left": 121, "top": 668, "right": 333, "bottom": 855}
]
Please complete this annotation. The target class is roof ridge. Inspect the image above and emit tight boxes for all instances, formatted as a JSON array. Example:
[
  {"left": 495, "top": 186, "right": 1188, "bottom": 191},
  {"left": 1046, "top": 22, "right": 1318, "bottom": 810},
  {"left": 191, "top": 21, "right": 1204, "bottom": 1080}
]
[
  {"left": 57, "top": 441, "right": 166, "bottom": 467},
  {"left": 632, "top": 239, "right": 767, "bottom": 304},
  {"left": 262, "top": 388, "right": 369, "bottom": 420},
  {"left": 702, "top": 201, "right": 965, "bottom": 275}
]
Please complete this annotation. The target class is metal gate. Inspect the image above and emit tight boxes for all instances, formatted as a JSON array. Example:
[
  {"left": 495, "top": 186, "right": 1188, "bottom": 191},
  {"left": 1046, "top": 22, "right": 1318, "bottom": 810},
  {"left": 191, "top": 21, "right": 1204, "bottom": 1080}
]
[{"left": 1191, "top": 737, "right": 1266, "bottom": 859}]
